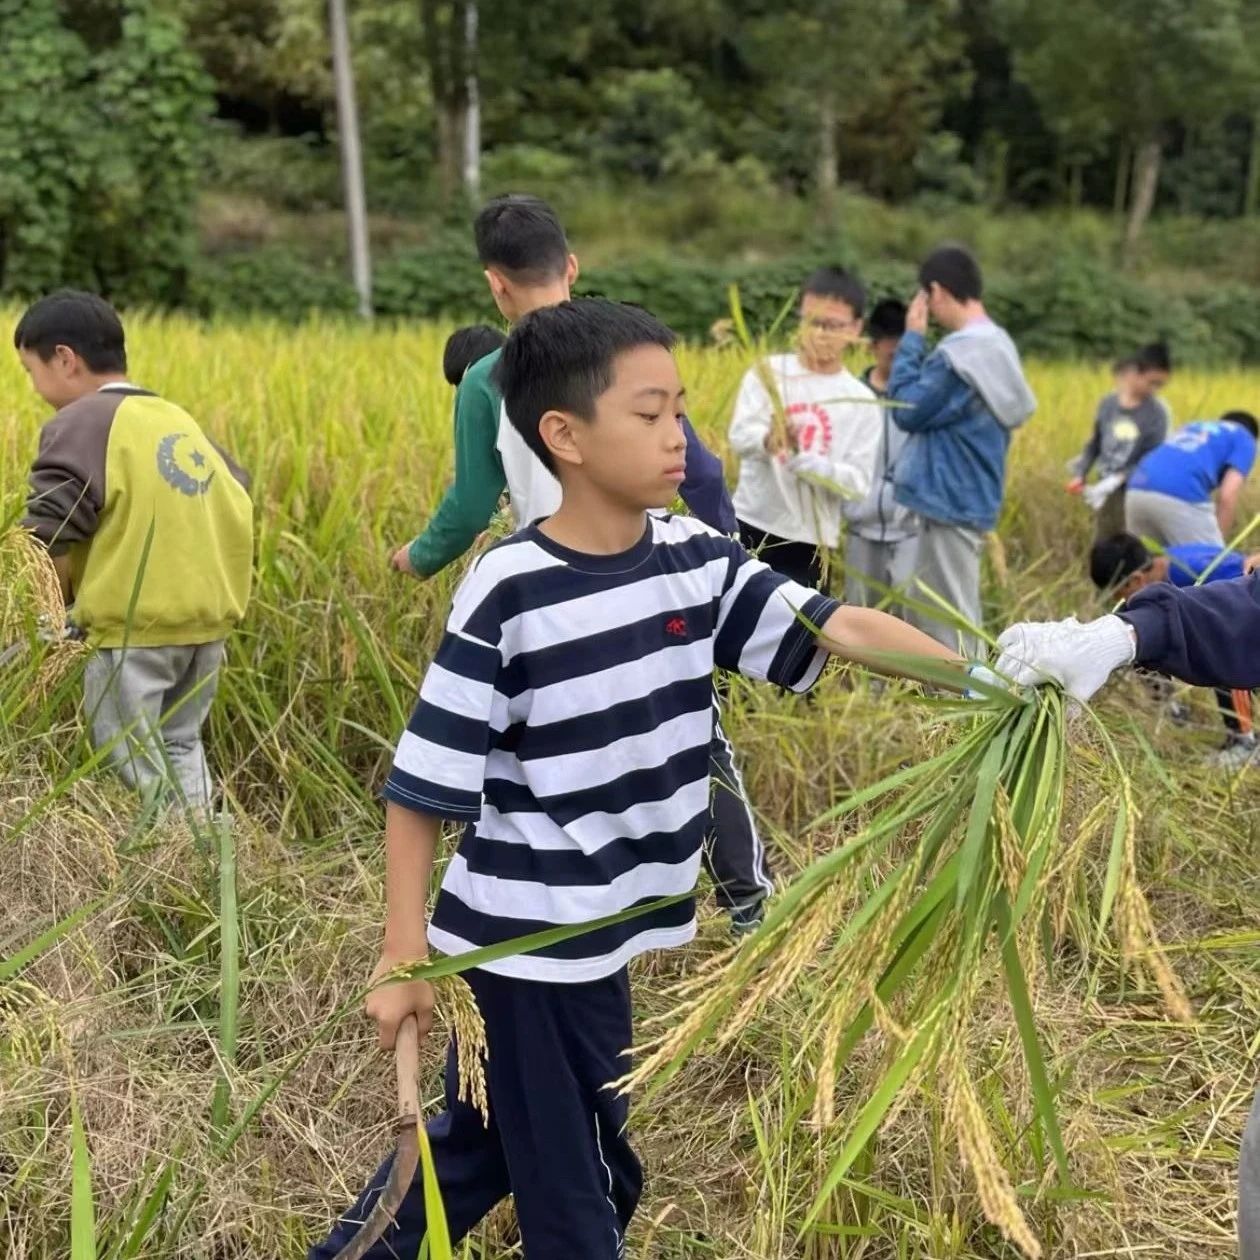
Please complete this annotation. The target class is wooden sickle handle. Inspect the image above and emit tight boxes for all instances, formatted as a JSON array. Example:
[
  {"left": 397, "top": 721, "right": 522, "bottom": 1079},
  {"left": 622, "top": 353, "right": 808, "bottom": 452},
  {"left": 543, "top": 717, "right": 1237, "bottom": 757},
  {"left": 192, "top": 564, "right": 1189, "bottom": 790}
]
[{"left": 394, "top": 1013, "right": 420, "bottom": 1124}]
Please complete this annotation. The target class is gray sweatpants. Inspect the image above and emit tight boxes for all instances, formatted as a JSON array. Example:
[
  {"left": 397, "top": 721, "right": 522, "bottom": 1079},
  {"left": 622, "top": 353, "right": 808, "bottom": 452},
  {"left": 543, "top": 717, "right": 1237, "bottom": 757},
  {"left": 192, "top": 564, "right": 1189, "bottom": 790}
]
[
  {"left": 1243, "top": 1085, "right": 1260, "bottom": 1259},
  {"left": 908, "top": 517, "right": 984, "bottom": 659},
  {"left": 1125, "top": 489, "right": 1224, "bottom": 548},
  {"left": 83, "top": 641, "right": 226, "bottom": 808},
  {"left": 844, "top": 533, "right": 918, "bottom": 617}
]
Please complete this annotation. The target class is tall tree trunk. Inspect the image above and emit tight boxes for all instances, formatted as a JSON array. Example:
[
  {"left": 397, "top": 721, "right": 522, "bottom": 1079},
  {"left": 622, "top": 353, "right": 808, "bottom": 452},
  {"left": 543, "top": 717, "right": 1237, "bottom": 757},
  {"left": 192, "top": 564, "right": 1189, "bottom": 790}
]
[
  {"left": 462, "top": 0, "right": 480, "bottom": 203},
  {"left": 436, "top": 103, "right": 465, "bottom": 203},
  {"left": 329, "top": 0, "right": 371, "bottom": 317},
  {"left": 1245, "top": 107, "right": 1260, "bottom": 217},
  {"left": 1113, "top": 140, "right": 1132, "bottom": 218},
  {"left": 421, "top": 0, "right": 469, "bottom": 205},
  {"left": 815, "top": 92, "right": 838, "bottom": 224},
  {"left": 1123, "top": 138, "right": 1161, "bottom": 264}
]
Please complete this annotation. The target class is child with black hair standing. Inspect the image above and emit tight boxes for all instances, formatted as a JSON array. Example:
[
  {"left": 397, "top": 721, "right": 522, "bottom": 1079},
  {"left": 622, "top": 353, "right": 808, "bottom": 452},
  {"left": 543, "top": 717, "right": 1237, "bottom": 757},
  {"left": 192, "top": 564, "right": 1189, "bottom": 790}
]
[
  {"left": 1068, "top": 342, "right": 1172, "bottom": 538},
  {"left": 729, "top": 267, "right": 880, "bottom": 591},
  {"left": 889, "top": 245, "right": 1036, "bottom": 657},
  {"left": 844, "top": 298, "right": 917, "bottom": 611}
]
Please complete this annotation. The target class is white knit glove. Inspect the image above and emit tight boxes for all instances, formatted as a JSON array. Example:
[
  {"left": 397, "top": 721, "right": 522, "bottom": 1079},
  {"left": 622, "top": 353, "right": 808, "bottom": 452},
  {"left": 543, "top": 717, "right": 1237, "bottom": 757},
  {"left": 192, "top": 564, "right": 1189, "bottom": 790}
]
[
  {"left": 993, "top": 615, "right": 1136, "bottom": 703},
  {"left": 786, "top": 451, "right": 833, "bottom": 482},
  {"left": 1082, "top": 473, "right": 1124, "bottom": 511}
]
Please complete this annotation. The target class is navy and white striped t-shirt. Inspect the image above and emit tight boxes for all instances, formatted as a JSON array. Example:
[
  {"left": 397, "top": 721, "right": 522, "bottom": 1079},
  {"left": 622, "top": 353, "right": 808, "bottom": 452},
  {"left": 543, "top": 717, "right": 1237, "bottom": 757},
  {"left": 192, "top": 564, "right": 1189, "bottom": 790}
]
[{"left": 383, "top": 513, "right": 840, "bottom": 982}]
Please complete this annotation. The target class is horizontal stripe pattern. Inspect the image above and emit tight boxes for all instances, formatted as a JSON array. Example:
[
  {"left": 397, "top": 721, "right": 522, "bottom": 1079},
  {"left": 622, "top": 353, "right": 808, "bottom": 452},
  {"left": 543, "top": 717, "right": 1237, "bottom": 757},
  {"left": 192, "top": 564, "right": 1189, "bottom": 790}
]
[{"left": 383, "top": 514, "right": 840, "bottom": 980}]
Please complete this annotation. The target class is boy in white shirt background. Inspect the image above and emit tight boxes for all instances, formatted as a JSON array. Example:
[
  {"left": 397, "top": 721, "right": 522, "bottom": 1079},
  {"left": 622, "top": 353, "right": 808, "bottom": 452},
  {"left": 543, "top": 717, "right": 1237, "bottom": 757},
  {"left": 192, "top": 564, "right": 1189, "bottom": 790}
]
[{"left": 728, "top": 268, "right": 880, "bottom": 590}]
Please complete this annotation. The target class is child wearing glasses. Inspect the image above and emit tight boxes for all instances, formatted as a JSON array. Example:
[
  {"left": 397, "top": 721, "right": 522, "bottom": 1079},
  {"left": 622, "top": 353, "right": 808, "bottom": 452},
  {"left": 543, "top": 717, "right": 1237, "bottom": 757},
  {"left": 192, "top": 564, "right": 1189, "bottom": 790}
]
[{"left": 728, "top": 267, "right": 880, "bottom": 591}]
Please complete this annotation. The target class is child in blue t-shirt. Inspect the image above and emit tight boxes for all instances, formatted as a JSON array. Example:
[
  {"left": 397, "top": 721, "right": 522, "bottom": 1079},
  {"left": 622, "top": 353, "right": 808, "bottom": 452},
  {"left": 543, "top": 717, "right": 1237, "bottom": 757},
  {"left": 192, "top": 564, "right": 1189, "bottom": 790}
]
[
  {"left": 1090, "top": 531, "right": 1254, "bottom": 768},
  {"left": 309, "top": 299, "right": 966, "bottom": 1260},
  {"left": 1126, "top": 411, "right": 1258, "bottom": 548}
]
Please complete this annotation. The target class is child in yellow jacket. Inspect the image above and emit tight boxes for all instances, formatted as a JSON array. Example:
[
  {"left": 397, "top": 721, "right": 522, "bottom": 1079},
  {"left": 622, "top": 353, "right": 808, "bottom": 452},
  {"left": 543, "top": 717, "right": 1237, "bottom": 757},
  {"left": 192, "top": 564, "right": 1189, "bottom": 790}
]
[{"left": 16, "top": 290, "right": 253, "bottom": 807}]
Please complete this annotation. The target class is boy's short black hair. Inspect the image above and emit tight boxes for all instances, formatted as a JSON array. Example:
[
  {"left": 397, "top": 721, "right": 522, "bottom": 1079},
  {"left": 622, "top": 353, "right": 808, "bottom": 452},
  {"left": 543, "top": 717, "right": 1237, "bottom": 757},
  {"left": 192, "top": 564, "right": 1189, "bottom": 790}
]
[
  {"left": 919, "top": 245, "right": 983, "bottom": 303},
  {"left": 866, "top": 298, "right": 907, "bottom": 343},
  {"left": 442, "top": 324, "right": 506, "bottom": 386},
  {"left": 494, "top": 298, "right": 676, "bottom": 475},
  {"left": 1090, "top": 532, "right": 1151, "bottom": 592},
  {"left": 1134, "top": 341, "right": 1172, "bottom": 374},
  {"left": 13, "top": 289, "right": 127, "bottom": 373},
  {"left": 474, "top": 194, "right": 569, "bottom": 285},
  {"left": 800, "top": 267, "right": 866, "bottom": 318},
  {"left": 1223, "top": 409, "right": 1259, "bottom": 439}
]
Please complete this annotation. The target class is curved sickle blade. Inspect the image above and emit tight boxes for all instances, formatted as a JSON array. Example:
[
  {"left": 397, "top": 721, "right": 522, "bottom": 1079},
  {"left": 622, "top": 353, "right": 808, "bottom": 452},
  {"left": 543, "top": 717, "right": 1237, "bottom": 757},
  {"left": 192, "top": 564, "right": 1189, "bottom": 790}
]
[
  {"left": 330, "top": 1122, "right": 420, "bottom": 1260},
  {"left": 331, "top": 1015, "right": 422, "bottom": 1260}
]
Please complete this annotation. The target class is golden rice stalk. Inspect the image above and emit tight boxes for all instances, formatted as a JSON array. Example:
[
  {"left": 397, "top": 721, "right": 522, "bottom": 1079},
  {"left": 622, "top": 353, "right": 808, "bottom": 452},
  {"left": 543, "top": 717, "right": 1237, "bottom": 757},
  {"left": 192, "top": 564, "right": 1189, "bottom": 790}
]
[
  {"left": 1111, "top": 773, "right": 1193, "bottom": 1023},
  {"left": 945, "top": 1049, "right": 1043, "bottom": 1258},
  {"left": 441, "top": 974, "right": 489, "bottom": 1118}
]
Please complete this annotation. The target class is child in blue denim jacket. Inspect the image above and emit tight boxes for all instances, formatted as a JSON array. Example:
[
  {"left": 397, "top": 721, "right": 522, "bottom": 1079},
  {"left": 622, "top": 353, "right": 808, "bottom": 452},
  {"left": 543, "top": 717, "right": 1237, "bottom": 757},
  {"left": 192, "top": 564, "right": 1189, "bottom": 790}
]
[{"left": 889, "top": 245, "right": 1036, "bottom": 656}]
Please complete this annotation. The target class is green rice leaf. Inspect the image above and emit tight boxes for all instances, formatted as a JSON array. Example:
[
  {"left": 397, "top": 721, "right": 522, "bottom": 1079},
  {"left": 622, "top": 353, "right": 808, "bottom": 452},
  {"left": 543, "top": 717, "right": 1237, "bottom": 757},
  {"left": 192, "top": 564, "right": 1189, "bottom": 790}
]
[
  {"left": 999, "top": 900, "right": 1071, "bottom": 1183},
  {"left": 71, "top": 1091, "right": 97, "bottom": 1260},
  {"left": 418, "top": 1125, "right": 453, "bottom": 1259},
  {"left": 956, "top": 728, "right": 1009, "bottom": 910}
]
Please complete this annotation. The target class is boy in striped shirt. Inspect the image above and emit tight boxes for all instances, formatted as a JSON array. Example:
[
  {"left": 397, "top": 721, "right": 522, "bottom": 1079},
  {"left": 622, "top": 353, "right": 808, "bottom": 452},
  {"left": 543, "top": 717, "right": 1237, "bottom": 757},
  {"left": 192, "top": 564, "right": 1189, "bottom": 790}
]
[{"left": 311, "top": 300, "right": 963, "bottom": 1260}]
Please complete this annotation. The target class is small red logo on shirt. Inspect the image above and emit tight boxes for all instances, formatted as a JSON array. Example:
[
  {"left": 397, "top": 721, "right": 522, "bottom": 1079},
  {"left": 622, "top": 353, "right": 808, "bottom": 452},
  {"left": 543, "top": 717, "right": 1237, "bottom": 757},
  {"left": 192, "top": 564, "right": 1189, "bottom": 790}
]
[{"left": 665, "top": 616, "right": 688, "bottom": 638}]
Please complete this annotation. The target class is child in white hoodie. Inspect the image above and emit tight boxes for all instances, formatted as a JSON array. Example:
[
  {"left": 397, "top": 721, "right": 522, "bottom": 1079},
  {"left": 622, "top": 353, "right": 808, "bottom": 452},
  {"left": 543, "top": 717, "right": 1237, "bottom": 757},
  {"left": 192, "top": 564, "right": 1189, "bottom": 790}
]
[{"left": 729, "top": 268, "right": 880, "bottom": 590}]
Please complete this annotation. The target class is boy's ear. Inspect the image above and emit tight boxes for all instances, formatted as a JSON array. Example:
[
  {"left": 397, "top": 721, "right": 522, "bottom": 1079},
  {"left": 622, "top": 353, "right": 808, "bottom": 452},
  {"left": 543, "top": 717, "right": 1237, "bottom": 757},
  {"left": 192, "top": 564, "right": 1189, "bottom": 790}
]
[
  {"left": 538, "top": 409, "right": 583, "bottom": 469},
  {"left": 565, "top": 253, "right": 579, "bottom": 287},
  {"left": 484, "top": 268, "right": 508, "bottom": 301}
]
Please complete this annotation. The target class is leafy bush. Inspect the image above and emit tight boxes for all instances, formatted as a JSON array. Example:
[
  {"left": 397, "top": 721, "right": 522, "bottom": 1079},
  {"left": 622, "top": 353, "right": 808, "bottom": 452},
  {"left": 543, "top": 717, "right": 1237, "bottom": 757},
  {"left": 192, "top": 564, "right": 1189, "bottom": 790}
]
[
  {"left": 203, "top": 126, "right": 342, "bottom": 215},
  {"left": 191, "top": 248, "right": 358, "bottom": 318},
  {"left": 0, "top": 0, "right": 209, "bottom": 302},
  {"left": 172, "top": 234, "right": 1260, "bottom": 365}
]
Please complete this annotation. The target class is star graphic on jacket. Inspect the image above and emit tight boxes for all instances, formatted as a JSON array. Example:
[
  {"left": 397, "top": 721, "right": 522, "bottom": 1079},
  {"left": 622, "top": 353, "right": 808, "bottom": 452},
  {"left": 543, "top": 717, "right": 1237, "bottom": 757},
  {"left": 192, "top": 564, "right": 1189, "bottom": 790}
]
[{"left": 189, "top": 449, "right": 206, "bottom": 468}]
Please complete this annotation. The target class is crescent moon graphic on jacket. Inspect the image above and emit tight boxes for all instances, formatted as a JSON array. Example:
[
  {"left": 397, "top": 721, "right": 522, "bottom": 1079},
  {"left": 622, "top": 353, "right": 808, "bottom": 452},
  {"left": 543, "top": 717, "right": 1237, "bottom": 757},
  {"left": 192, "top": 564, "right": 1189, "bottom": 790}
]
[{"left": 156, "top": 433, "right": 216, "bottom": 496}]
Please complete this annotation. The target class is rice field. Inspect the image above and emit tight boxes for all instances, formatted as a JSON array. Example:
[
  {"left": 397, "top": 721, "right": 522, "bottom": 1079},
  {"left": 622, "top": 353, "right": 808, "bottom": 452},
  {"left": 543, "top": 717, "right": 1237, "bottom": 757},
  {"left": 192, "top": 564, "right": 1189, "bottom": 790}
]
[{"left": 2, "top": 313, "right": 1259, "bottom": 1258}]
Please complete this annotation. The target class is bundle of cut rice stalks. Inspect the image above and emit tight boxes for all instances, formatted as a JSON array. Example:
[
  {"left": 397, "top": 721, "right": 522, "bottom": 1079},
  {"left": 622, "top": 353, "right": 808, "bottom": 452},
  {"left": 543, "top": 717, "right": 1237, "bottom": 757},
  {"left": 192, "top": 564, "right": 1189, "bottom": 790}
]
[
  {"left": 0, "top": 526, "right": 85, "bottom": 725},
  {"left": 625, "top": 684, "right": 1191, "bottom": 1257}
]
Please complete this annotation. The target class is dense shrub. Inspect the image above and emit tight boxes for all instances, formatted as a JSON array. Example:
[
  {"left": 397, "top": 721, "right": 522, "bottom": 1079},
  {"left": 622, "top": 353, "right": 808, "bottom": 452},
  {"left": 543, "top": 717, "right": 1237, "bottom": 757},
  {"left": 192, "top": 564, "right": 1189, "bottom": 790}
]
[{"left": 123, "top": 233, "right": 1260, "bottom": 366}]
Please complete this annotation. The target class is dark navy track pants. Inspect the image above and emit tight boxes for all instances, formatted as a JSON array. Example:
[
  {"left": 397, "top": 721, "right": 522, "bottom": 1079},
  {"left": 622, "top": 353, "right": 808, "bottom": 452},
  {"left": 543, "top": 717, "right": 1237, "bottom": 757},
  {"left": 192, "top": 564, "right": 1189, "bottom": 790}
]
[{"left": 308, "top": 965, "right": 641, "bottom": 1260}]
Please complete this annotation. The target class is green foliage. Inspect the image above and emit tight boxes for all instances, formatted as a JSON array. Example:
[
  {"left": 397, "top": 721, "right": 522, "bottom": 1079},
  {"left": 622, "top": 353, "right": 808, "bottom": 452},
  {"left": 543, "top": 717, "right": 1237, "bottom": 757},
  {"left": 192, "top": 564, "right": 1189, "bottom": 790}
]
[
  {"left": 0, "top": 0, "right": 94, "bottom": 294},
  {"left": 89, "top": 3, "right": 214, "bottom": 304},
  {"left": 188, "top": 236, "right": 1260, "bottom": 364},
  {"left": 191, "top": 247, "right": 359, "bottom": 317},
  {"left": 0, "top": 0, "right": 211, "bottom": 302},
  {"left": 592, "top": 68, "right": 713, "bottom": 182}
]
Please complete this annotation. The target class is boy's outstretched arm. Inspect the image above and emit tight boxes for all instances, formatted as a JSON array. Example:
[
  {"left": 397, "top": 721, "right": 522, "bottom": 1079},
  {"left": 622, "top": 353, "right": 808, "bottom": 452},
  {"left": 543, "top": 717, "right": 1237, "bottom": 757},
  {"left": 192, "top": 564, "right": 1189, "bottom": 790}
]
[
  {"left": 365, "top": 802, "right": 440, "bottom": 1050},
  {"left": 994, "top": 571, "right": 1260, "bottom": 700},
  {"left": 397, "top": 369, "right": 507, "bottom": 578},
  {"left": 816, "top": 604, "right": 967, "bottom": 684}
]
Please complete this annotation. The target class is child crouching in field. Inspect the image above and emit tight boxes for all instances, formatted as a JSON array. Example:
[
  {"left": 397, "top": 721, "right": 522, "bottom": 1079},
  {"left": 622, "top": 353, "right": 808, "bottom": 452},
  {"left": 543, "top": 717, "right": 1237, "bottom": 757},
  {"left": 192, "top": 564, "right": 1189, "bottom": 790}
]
[
  {"left": 309, "top": 298, "right": 968, "bottom": 1259},
  {"left": 1090, "top": 532, "right": 1257, "bottom": 769},
  {"left": 15, "top": 290, "right": 252, "bottom": 808}
]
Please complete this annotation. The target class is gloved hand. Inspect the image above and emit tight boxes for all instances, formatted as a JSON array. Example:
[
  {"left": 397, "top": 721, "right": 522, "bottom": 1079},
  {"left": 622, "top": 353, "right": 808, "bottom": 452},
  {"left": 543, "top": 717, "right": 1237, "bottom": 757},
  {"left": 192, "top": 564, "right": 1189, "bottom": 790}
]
[
  {"left": 994, "top": 614, "right": 1136, "bottom": 703},
  {"left": 1082, "top": 473, "right": 1124, "bottom": 511},
  {"left": 786, "top": 450, "right": 834, "bottom": 482}
]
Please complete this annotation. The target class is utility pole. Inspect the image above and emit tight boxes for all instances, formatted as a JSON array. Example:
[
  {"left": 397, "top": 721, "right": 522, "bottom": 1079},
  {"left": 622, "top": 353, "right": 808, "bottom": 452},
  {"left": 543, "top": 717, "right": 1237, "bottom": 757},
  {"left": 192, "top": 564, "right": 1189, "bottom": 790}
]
[{"left": 329, "top": 0, "right": 372, "bottom": 317}]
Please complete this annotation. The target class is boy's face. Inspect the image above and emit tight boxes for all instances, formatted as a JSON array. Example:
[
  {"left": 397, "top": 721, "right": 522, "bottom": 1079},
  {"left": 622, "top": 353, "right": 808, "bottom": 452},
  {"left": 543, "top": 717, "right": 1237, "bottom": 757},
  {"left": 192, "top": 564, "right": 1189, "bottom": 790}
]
[
  {"left": 871, "top": 335, "right": 901, "bottom": 376},
  {"left": 543, "top": 344, "right": 689, "bottom": 511},
  {"left": 18, "top": 346, "right": 84, "bottom": 409},
  {"left": 798, "top": 295, "right": 862, "bottom": 370},
  {"left": 1131, "top": 367, "right": 1169, "bottom": 400}
]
